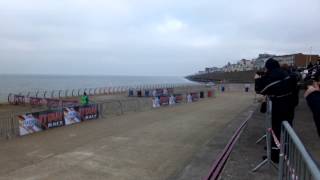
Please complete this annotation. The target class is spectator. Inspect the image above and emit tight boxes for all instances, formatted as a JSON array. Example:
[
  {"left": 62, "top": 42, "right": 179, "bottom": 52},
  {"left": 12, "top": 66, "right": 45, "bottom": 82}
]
[
  {"left": 304, "top": 81, "right": 320, "bottom": 137},
  {"left": 255, "top": 58, "right": 298, "bottom": 163},
  {"left": 244, "top": 83, "right": 250, "bottom": 92},
  {"left": 307, "top": 62, "right": 314, "bottom": 70},
  {"left": 81, "top": 92, "right": 89, "bottom": 105},
  {"left": 281, "top": 64, "right": 300, "bottom": 110},
  {"left": 221, "top": 85, "right": 225, "bottom": 92}
]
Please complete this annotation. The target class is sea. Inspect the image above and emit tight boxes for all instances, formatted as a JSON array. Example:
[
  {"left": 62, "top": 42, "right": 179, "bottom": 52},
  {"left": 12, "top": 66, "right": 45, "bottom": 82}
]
[{"left": 0, "top": 74, "right": 195, "bottom": 103}]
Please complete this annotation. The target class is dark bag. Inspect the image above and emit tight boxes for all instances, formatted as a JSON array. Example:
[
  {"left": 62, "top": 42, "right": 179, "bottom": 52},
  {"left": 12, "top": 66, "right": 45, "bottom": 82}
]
[{"left": 260, "top": 101, "right": 267, "bottom": 113}]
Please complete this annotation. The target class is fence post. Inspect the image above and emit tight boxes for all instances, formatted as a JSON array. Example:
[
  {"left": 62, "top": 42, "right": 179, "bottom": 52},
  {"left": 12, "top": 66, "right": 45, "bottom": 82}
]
[
  {"left": 278, "top": 125, "right": 286, "bottom": 180},
  {"left": 98, "top": 103, "right": 104, "bottom": 118},
  {"left": 119, "top": 100, "right": 123, "bottom": 115},
  {"left": 58, "top": 90, "right": 62, "bottom": 99}
]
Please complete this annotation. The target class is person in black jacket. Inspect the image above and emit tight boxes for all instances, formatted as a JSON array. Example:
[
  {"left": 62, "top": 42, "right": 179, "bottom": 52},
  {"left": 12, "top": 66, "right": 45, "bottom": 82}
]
[
  {"left": 255, "top": 58, "right": 298, "bottom": 163},
  {"left": 304, "top": 81, "right": 320, "bottom": 137}
]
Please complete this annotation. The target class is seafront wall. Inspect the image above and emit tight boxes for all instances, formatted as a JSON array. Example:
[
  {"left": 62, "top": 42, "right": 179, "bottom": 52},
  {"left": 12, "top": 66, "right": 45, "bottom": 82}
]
[{"left": 187, "top": 71, "right": 256, "bottom": 83}]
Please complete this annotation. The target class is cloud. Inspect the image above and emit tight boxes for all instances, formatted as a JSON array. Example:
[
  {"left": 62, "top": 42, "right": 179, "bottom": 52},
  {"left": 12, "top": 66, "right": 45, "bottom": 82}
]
[
  {"left": 0, "top": 0, "right": 319, "bottom": 75},
  {"left": 155, "top": 17, "right": 187, "bottom": 34}
]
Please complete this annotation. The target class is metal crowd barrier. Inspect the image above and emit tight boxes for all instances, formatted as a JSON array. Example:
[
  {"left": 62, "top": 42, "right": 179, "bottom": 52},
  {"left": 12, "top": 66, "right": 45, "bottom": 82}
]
[
  {"left": 278, "top": 121, "right": 320, "bottom": 180},
  {"left": 7, "top": 83, "right": 197, "bottom": 105},
  {"left": 0, "top": 114, "right": 18, "bottom": 139},
  {"left": 0, "top": 98, "right": 154, "bottom": 139},
  {"left": 1, "top": 86, "right": 214, "bottom": 139},
  {"left": 252, "top": 96, "right": 320, "bottom": 179},
  {"left": 252, "top": 97, "right": 277, "bottom": 172}
]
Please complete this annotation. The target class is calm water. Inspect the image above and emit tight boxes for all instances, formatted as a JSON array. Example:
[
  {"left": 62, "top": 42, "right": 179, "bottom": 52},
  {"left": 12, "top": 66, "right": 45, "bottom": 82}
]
[{"left": 0, "top": 74, "right": 194, "bottom": 102}]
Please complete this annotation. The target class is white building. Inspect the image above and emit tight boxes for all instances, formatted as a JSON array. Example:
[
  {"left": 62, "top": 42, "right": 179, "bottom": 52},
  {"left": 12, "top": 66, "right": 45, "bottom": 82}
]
[{"left": 253, "top": 54, "right": 275, "bottom": 70}]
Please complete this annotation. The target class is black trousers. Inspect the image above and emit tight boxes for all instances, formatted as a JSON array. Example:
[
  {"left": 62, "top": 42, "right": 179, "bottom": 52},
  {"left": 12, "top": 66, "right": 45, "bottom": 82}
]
[{"left": 270, "top": 99, "right": 295, "bottom": 162}]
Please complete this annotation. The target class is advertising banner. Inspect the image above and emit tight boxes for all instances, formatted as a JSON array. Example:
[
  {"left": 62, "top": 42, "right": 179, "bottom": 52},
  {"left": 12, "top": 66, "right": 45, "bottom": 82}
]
[
  {"left": 79, "top": 104, "right": 98, "bottom": 120},
  {"left": 18, "top": 104, "right": 99, "bottom": 136},
  {"left": 63, "top": 107, "right": 81, "bottom": 125},
  {"left": 159, "top": 96, "right": 169, "bottom": 105},
  {"left": 174, "top": 94, "right": 183, "bottom": 103},
  {"left": 18, "top": 109, "right": 64, "bottom": 136},
  {"left": 39, "top": 110, "right": 64, "bottom": 129},
  {"left": 18, "top": 113, "right": 43, "bottom": 136}
]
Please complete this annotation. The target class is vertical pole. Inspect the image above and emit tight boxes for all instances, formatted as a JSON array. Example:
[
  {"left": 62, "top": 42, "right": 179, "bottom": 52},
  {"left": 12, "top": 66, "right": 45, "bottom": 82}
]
[
  {"left": 266, "top": 98, "right": 272, "bottom": 166},
  {"left": 278, "top": 124, "right": 286, "bottom": 180}
]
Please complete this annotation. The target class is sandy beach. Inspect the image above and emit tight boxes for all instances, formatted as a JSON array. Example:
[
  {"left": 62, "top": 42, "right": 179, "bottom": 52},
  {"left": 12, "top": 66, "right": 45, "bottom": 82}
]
[{"left": 0, "top": 91, "right": 255, "bottom": 180}]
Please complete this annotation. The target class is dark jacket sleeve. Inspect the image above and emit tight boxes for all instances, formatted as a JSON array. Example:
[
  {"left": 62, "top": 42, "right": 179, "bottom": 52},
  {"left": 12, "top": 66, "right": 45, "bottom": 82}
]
[
  {"left": 306, "top": 91, "right": 320, "bottom": 136},
  {"left": 306, "top": 91, "right": 320, "bottom": 112},
  {"left": 255, "top": 76, "right": 272, "bottom": 95}
]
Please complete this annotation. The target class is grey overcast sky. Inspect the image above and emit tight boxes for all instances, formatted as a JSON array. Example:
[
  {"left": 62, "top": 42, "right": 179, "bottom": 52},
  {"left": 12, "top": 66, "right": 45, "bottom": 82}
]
[{"left": 0, "top": 0, "right": 319, "bottom": 76}]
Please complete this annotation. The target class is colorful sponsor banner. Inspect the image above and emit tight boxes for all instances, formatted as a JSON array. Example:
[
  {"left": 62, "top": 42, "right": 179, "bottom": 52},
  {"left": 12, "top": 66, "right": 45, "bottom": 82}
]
[
  {"left": 79, "top": 104, "right": 98, "bottom": 120},
  {"left": 39, "top": 110, "right": 64, "bottom": 129},
  {"left": 18, "top": 104, "right": 99, "bottom": 136},
  {"left": 159, "top": 96, "right": 169, "bottom": 105},
  {"left": 18, "top": 113, "right": 43, "bottom": 136},
  {"left": 174, "top": 94, "right": 183, "bottom": 103},
  {"left": 63, "top": 107, "right": 81, "bottom": 125},
  {"left": 18, "top": 109, "right": 64, "bottom": 136}
]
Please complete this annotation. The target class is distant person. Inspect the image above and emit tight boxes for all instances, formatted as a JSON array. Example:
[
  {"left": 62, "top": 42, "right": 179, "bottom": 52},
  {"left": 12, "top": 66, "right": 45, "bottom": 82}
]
[
  {"left": 221, "top": 85, "right": 225, "bottom": 92},
  {"left": 145, "top": 90, "right": 150, "bottom": 97},
  {"left": 128, "top": 89, "right": 134, "bottom": 96},
  {"left": 255, "top": 58, "right": 298, "bottom": 163},
  {"left": 81, "top": 92, "right": 89, "bottom": 105},
  {"left": 307, "top": 62, "right": 314, "bottom": 70},
  {"left": 244, "top": 84, "right": 250, "bottom": 92},
  {"left": 137, "top": 90, "right": 142, "bottom": 97},
  {"left": 304, "top": 81, "right": 320, "bottom": 137},
  {"left": 281, "top": 64, "right": 300, "bottom": 109}
]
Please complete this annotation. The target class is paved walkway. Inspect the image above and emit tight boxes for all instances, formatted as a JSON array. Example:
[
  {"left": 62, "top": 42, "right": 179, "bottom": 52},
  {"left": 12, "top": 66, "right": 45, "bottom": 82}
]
[
  {"left": 0, "top": 92, "right": 254, "bottom": 180},
  {"left": 221, "top": 94, "right": 320, "bottom": 180}
]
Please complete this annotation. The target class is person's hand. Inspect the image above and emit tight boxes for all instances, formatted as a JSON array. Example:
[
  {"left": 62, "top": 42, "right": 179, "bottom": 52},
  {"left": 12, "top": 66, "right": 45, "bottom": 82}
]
[
  {"left": 254, "top": 74, "right": 261, "bottom": 79},
  {"left": 304, "top": 82, "right": 320, "bottom": 98}
]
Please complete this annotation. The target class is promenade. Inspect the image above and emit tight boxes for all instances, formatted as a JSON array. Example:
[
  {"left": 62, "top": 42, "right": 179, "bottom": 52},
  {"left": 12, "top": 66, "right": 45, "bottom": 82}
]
[
  {"left": 0, "top": 92, "right": 254, "bottom": 180},
  {"left": 220, "top": 94, "right": 320, "bottom": 180}
]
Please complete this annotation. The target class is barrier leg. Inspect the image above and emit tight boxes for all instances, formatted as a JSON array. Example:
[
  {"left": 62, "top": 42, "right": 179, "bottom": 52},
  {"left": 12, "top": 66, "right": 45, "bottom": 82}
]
[
  {"left": 256, "top": 134, "right": 266, "bottom": 144},
  {"left": 252, "top": 159, "right": 268, "bottom": 172},
  {"left": 252, "top": 129, "right": 278, "bottom": 172},
  {"left": 252, "top": 98, "right": 278, "bottom": 172}
]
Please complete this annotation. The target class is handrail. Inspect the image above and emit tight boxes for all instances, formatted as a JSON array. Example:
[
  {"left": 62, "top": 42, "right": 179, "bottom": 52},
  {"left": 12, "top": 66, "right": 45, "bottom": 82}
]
[{"left": 279, "top": 121, "right": 320, "bottom": 180}]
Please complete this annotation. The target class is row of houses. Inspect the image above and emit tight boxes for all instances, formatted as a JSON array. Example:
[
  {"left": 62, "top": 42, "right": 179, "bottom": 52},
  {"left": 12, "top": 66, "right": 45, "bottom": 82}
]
[{"left": 197, "top": 53, "right": 319, "bottom": 74}]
